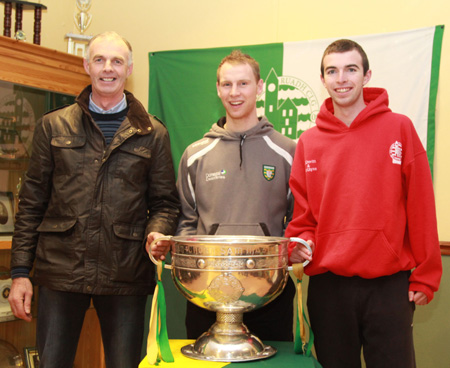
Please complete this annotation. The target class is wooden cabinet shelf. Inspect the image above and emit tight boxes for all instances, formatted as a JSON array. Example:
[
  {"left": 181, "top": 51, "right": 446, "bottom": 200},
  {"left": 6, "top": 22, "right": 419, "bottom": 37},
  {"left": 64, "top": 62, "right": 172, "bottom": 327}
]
[
  {"left": 0, "top": 240, "right": 12, "bottom": 250},
  {"left": 0, "top": 35, "right": 90, "bottom": 95}
]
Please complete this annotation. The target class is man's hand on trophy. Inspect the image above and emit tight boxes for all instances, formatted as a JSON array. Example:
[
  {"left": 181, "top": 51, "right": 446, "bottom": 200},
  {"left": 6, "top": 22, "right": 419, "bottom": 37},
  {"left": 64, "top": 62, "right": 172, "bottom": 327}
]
[
  {"left": 290, "top": 239, "right": 315, "bottom": 265},
  {"left": 146, "top": 232, "right": 171, "bottom": 261}
]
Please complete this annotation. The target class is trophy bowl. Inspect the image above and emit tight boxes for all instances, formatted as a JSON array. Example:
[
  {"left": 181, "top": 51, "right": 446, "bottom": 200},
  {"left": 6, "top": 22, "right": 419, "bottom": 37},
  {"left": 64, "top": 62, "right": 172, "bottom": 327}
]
[{"left": 150, "top": 235, "right": 304, "bottom": 362}]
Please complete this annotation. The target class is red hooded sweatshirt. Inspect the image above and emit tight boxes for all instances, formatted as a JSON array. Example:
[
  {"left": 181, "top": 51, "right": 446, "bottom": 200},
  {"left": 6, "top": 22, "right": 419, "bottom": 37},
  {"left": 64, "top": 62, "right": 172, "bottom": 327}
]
[{"left": 286, "top": 88, "right": 442, "bottom": 302}]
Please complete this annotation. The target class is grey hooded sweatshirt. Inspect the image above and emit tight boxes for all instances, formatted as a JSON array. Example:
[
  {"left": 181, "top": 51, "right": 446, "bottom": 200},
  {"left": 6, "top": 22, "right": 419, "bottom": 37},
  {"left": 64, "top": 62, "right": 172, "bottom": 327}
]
[{"left": 176, "top": 116, "right": 296, "bottom": 237}]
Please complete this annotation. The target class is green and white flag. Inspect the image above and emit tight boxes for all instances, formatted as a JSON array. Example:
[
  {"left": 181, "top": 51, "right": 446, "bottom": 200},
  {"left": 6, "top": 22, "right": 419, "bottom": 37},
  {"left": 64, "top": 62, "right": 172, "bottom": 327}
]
[{"left": 149, "top": 26, "right": 443, "bottom": 172}]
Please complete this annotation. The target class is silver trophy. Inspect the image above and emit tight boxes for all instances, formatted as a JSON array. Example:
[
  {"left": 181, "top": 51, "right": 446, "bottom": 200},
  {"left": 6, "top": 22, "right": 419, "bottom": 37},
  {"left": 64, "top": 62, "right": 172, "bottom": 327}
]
[
  {"left": 150, "top": 235, "right": 310, "bottom": 362},
  {"left": 74, "top": 0, "right": 92, "bottom": 34}
]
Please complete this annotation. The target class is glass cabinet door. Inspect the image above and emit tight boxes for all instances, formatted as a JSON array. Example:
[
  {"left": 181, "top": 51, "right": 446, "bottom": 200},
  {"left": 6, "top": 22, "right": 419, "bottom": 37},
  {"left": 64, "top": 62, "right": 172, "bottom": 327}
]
[{"left": 0, "top": 80, "right": 75, "bottom": 235}]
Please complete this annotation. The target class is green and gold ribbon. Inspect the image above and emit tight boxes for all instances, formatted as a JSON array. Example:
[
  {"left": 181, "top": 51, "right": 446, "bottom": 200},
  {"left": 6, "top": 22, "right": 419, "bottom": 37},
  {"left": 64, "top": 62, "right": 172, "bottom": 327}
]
[
  {"left": 145, "top": 260, "right": 174, "bottom": 365},
  {"left": 292, "top": 263, "right": 314, "bottom": 357}
]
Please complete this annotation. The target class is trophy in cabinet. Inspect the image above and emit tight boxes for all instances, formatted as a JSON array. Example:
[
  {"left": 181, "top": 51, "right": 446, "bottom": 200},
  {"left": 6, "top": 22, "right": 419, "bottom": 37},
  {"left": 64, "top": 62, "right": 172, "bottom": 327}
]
[{"left": 74, "top": 0, "right": 92, "bottom": 34}]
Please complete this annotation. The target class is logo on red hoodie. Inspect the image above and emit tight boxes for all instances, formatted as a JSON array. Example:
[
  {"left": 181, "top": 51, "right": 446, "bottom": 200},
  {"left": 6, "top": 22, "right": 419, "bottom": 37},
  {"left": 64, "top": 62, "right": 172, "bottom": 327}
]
[
  {"left": 390, "top": 141, "right": 402, "bottom": 165},
  {"left": 305, "top": 159, "right": 318, "bottom": 173}
]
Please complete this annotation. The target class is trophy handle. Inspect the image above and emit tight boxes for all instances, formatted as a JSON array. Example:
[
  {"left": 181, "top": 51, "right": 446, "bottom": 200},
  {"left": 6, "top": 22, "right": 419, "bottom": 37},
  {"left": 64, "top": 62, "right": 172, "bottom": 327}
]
[
  {"left": 148, "top": 235, "right": 173, "bottom": 270},
  {"left": 288, "top": 237, "right": 312, "bottom": 269}
]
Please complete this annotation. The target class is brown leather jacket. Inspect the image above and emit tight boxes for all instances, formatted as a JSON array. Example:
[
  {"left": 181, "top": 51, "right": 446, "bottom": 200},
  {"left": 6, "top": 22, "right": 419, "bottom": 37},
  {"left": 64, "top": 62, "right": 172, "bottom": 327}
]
[{"left": 11, "top": 86, "right": 180, "bottom": 295}]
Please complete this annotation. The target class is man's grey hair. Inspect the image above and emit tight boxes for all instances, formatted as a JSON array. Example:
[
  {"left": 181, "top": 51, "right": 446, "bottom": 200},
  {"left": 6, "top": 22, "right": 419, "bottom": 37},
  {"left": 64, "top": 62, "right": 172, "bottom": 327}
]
[{"left": 85, "top": 31, "right": 133, "bottom": 66}]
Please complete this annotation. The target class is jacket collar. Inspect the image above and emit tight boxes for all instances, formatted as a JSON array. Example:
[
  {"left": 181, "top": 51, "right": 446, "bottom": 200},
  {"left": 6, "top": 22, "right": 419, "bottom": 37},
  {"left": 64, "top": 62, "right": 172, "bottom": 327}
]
[{"left": 76, "top": 85, "right": 154, "bottom": 135}]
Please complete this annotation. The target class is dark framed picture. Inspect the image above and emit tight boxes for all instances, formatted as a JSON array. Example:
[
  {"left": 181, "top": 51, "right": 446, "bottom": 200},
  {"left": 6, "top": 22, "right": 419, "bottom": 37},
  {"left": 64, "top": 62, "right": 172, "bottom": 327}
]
[
  {"left": 24, "top": 347, "right": 40, "bottom": 368},
  {"left": 0, "top": 192, "right": 14, "bottom": 234}
]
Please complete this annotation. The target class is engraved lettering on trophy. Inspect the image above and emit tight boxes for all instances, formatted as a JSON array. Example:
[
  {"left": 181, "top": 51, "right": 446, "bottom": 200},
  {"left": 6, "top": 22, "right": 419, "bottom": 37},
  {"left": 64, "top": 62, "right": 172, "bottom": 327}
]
[{"left": 212, "top": 259, "right": 245, "bottom": 269}]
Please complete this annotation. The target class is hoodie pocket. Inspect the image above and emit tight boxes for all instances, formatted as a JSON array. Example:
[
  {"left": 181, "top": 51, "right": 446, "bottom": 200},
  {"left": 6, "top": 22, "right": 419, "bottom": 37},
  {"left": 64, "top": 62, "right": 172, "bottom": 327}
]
[
  {"left": 209, "top": 223, "right": 271, "bottom": 236},
  {"left": 316, "top": 229, "right": 405, "bottom": 278}
]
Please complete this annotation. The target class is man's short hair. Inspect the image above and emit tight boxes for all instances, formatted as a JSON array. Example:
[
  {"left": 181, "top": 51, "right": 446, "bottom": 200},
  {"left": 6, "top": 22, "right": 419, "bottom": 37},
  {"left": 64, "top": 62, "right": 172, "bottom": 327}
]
[
  {"left": 320, "top": 39, "right": 369, "bottom": 76},
  {"left": 85, "top": 31, "right": 133, "bottom": 66},
  {"left": 217, "top": 50, "right": 261, "bottom": 83}
]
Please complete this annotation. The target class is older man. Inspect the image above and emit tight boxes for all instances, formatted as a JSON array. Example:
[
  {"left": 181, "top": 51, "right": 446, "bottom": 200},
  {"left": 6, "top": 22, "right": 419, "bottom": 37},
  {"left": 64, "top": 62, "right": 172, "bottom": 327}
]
[{"left": 9, "top": 31, "right": 180, "bottom": 368}]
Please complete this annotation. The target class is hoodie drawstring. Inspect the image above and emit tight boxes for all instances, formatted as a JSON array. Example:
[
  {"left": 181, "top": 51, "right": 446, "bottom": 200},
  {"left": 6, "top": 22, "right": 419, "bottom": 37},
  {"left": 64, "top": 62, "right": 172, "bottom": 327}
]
[{"left": 239, "top": 134, "right": 247, "bottom": 168}]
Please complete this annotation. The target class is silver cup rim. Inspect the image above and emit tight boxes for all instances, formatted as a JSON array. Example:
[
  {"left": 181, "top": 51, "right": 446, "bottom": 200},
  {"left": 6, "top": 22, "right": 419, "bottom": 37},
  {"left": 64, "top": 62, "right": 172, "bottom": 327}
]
[{"left": 168, "top": 235, "right": 289, "bottom": 244}]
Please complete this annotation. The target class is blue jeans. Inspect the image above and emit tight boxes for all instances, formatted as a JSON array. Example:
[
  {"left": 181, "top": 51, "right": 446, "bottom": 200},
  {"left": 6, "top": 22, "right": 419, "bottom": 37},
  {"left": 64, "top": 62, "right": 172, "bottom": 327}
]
[{"left": 37, "top": 286, "right": 147, "bottom": 368}]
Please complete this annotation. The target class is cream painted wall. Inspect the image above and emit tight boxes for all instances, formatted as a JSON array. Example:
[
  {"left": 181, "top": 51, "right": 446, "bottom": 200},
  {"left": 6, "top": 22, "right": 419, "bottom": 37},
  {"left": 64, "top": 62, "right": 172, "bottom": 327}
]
[
  {"left": 1, "top": 0, "right": 449, "bottom": 366},
  {"left": 5, "top": 0, "right": 448, "bottom": 240}
]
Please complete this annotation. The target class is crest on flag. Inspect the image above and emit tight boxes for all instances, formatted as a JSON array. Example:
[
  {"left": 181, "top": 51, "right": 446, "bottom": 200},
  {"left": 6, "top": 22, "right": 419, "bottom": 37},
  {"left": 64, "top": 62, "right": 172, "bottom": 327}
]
[{"left": 257, "top": 70, "right": 320, "bottom": 140}]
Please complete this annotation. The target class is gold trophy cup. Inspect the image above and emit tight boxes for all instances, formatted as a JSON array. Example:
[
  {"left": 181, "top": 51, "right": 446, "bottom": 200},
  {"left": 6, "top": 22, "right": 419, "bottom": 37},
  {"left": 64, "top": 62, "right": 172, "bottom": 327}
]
[{"left": 150, "top": 235, "right": 310, "bottom": 362}]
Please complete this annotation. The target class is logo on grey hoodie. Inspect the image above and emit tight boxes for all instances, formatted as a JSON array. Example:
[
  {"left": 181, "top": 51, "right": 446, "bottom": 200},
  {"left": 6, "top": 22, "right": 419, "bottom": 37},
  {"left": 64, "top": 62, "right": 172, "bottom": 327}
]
[{"left": 263, "top": 165, "right": 276, "bottom": 181}]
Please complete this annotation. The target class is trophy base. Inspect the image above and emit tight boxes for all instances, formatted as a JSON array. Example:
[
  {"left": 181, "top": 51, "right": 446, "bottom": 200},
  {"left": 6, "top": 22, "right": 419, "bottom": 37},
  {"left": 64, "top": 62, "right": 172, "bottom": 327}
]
[
  {"left": 181, "top": 316, "right": 277, "bottom": 362},
  {"left": 181, "top": 342, "right": 276, "bottom": 362}
]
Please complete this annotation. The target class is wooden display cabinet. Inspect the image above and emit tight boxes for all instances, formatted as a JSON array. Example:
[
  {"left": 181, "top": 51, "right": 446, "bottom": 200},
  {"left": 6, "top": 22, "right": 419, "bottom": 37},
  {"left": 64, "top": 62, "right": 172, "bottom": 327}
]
[{"left": 0, "top": 35, "right": 106, "bottom": 368}]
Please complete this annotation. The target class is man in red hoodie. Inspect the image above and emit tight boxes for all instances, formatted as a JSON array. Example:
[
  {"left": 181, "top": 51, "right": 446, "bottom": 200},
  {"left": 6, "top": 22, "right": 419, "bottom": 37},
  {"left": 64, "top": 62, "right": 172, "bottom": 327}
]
[{"left": 285, "top": 39, "right": 442, "bottom": 368}]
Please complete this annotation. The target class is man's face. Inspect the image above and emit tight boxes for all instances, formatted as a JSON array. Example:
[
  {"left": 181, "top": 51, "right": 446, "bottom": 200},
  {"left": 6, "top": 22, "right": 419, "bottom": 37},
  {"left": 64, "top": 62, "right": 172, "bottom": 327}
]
[
  {"left": 216, "top": 62, "right": 263, "bottom": 123},
  {"left": 83, "top": 36, "right": 133, "bottom": 103},
  {"left": 320, "top": 50, "right": 371, "bottom": 111}
]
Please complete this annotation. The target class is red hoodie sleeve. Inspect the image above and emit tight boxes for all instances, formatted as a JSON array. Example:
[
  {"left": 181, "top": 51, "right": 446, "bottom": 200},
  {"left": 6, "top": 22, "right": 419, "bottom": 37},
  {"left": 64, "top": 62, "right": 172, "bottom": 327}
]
[
  {"left": 285, "top": 138, "right": 317, "bottom": 263},
  {"left": 402, "top": 123, "right": 442, "bottom": 303}
]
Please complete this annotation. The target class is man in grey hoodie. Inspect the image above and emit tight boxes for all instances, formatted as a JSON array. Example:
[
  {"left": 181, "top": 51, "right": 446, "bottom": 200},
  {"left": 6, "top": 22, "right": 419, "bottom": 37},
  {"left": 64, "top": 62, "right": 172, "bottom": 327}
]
[{"left": 152, "top": 50, "right": 296, "bottom": 341}]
